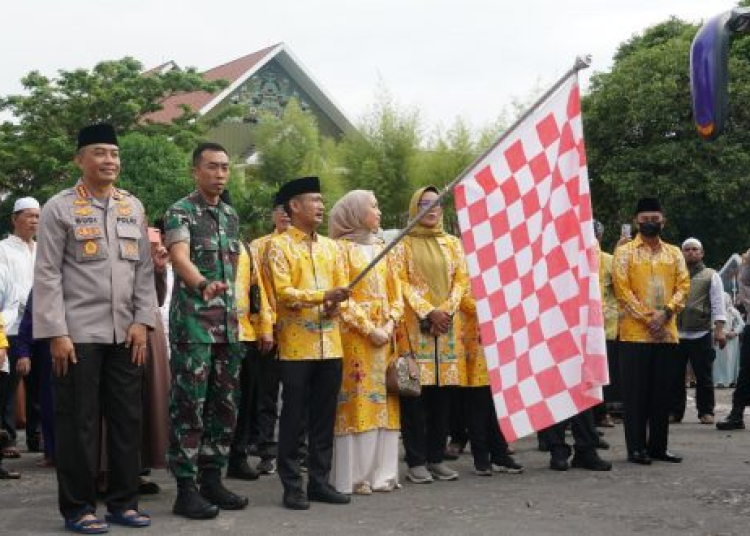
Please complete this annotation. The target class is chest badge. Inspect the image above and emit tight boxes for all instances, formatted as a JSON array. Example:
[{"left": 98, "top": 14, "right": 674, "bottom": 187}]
[
  {"left": 124, "top": 241, "right": 138, "bottom": 257},
  {"left": 74, "top": 206, "right": 94, "bottom": 216},
  {"left": 83, "top": 240, "right": 99, "bottom": 256}
]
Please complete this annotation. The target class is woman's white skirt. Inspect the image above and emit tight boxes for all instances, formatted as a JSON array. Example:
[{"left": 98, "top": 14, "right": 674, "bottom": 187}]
[{"left": 330, "top": 429, "right": 400, "bottom": 494}]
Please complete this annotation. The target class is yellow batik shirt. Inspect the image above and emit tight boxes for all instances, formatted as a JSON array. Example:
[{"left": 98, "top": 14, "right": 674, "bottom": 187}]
[
  {"left": 267, "top": 226, "right": 347, "bottom": 360},
  {"left": 599, "top": 250, "right": 619, "bottom": 341},
  {"left": 391, "top": 234, "right": 468, "bottom": 386},
  {"left": 612, "top": 235, "right": 690, "bottom": 344},
  {"left": 459, "top": 292, "right": 489, "bottom": 387},
  {"left": 251, "top": 231, "right": 282, "bottom": 324},
  {"left": 236, "top": 243, "right": 274, "bottom": 342},
  {"left": 335, "top": 240, "right": 403, "bottom": 435},
  {"left": 0, "top": 315, "right": 8, "bottom": 349}
]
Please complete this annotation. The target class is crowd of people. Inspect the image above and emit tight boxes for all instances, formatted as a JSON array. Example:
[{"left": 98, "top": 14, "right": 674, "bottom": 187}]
[{"left": 0, "top": 122, "right": 746, "bottom": 533}]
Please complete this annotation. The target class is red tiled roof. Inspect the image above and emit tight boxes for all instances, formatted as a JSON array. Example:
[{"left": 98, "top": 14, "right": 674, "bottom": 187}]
[{"left": 143, "top": 44, "right": 280, "bottom": 124}]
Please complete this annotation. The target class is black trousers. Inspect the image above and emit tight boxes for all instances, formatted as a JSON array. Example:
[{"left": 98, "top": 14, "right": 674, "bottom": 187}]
[
  {"left": 466, "top": 386, "right": 508, "bottom": 469},
  {"left": 0, "top": 336, "right": 41, "bottom": 444},
  {"left": 672, "top": 334, "right": 716, "bottom": 419},
  {"left": 230, "top": 342, "right": 261, "bottom": 460},
  {"left": 619, "top": 342, "right": 676, "bottom": 456},
  {"left": 277, "top": 359, "right": 341, "bottom": 492},
  {"left": 447, "top": 387, "right": 469, "bottom": 447},
  {"left": 400, "top": 385, "right": 452, "bottom": 467},
  {"left": 247, "top": 346, "right": 280, "bottom": 459},
  {"left": 54, "top": 343, "right": 142, "bottom": 520},
  {"left": 539, "top": 408, "right": 599, "bottom": 458},
  {"left": 729, "top": 325, "right": 750, "bottom": 415},
  {"left": 604, "top": 339, "right": 621, "bottom": 407}
]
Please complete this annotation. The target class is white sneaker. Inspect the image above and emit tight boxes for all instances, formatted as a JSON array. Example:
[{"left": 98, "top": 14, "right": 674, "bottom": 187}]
[
  {"left": 406, "top": 465, "right": 434, "bottom": 484},
  {"left": 426, "top": 462, "right": 459, "bottom": 481}
]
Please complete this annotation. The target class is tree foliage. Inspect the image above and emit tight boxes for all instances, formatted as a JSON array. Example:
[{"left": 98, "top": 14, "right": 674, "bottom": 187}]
[
  {"left": 583, "top": 16, "right": 750, "bottom": 265},
  {"left": 117, "top": 132, "right": 193, "bottom": 224},
  {"left": 0, "top": 57, "right": 227, "bottom": 198},
  {"left": 339, "top": 90, "right": 422, "bottom": 228},
  {"left": 237, "top": 98, "right": 343, "bottom": 238}
]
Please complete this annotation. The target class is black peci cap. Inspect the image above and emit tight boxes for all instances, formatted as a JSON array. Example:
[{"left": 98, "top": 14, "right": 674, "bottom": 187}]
[
  {"left": 634, "top": 197, "right": 663, "bottom": 215},
  {"left": 276, "top": 176, "right": 321, "bottom": 206},
  {"left": 77, "top": 123, "right": 119, "bottom": 150}
]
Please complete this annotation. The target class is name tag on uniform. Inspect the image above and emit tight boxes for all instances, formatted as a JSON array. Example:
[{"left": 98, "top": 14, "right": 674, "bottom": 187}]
[{"left": 74, "top": 226, "right": 103, "bottom": 240}]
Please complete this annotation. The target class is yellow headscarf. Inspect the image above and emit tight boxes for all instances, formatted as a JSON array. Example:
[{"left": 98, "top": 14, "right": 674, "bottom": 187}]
[{"left": 407, "top": 186, "right": 450, "bottom": 306}]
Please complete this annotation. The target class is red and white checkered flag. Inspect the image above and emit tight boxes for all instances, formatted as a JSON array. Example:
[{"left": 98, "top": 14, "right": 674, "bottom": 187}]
[{"left": 455, "top": 73, "right": 608, "bottom": 442}]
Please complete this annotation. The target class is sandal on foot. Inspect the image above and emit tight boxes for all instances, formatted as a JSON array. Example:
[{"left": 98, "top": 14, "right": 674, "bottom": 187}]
[
  {"left": 353, "top": 482, "right": 372, "bottom": 495},
  {"left": 2, "top": 446, "right": 20, "bottom": 458},
  {"left": 64, "top": 516, "right": 109, "bottom": 534},
  {"left": 36, "top": 457, "right": 55, "bottom": 468},
  {"left": 0, "top": 466, "right": 20, "bottom": 479},
  {"left": 105, "top": 510, "right": 151, "bottom": 528}
]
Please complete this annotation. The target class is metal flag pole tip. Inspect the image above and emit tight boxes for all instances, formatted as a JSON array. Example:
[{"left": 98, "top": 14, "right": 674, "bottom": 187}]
[{"left": 575, "top": 55, "right": 592, "bottom": 71}]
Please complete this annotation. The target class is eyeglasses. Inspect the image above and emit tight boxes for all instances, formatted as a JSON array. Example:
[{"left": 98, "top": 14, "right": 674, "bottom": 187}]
[{"left": 417, "top": 200, "right": 442, "bottom": 209}]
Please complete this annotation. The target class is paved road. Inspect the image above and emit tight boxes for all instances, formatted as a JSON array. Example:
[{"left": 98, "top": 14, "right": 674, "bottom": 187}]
[{"left": 1, "top": 390, "right": 749, "bottom": 535}]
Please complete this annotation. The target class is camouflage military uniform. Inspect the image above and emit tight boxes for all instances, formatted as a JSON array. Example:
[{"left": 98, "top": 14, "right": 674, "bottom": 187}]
[{"left": 164, "top": 191, "right": 243, "bottom": 478}]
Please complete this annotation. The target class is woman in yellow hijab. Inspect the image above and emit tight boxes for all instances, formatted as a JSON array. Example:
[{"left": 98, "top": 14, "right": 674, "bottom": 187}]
[{"left": 391, "top": 186, "right": 468, "bottom": 484}]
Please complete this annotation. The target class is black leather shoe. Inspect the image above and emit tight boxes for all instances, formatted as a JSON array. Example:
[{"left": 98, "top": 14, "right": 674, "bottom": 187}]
[
  {"left": 571, "top": 454, "right": 612, "bottom": 471},
  {"left": 200, "top": 469, "right": 249, "bottom": 510},
  {"left": 283, "top": 489, "right": 310, "bottom": 510},
  {"left": 173, "top": 480, "right": 220, "bottom": 520},
  {"left": 200, "top": 484, "right": 249, "bottom": 510},
  {"left": 308, "top": 484, "right": 351, "bottom": 504},
  {"left": 627, "top": 450, "right": 652, "bottom": 465},
  {"left": 226, "top": 458, "right": 260, "bottom": 480},
  {"left": 649, "top": 450, "right": 682, "bottom": 463},
  {"left": 549, "top": 458, "right": 569, "bottom": 471},
  {"left": 716, "top": 418, "right": 745, "bottom": 431}
]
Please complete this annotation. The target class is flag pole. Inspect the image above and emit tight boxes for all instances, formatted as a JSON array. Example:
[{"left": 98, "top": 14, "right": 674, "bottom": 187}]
[{"left": 347, "top": 55, "right": 592, "bottom": 290}]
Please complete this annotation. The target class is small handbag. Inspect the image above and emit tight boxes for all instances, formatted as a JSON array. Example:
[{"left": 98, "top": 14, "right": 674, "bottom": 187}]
[
  {"left": 386, "top": 322, "right": 421, "bottom": 397},
  {"left": 243, "top": 240, "right": 262, "bottom": 314}
]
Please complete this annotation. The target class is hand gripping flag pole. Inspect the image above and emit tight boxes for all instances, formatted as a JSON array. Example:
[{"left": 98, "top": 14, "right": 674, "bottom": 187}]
[{"left": 347, "top": 55, "right": 592, "bottom": 291}]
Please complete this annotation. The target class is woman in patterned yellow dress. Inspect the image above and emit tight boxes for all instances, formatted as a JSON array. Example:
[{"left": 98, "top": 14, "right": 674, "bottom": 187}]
[
  {"left": 391, "top": 186, "right": 468, "bottom": 484},
  {"left": 328, "top": 190, "right": 404, "bottom": 494}
]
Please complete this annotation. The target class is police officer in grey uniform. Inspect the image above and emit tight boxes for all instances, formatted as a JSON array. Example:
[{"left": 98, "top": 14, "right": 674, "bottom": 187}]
[{"left": 34, "top": 124, "right": 156, "bottom": 532}]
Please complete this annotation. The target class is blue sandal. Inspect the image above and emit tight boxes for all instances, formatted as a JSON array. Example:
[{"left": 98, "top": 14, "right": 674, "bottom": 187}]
[
  {"left": 64, "top": 516, "right": 109, "bottom": 534},
  {"left": 105, "top": 510, "right": 151, "bottom": 528}
]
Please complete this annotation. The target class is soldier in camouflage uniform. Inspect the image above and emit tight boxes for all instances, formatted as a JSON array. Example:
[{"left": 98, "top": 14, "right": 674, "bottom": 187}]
[{"left": 164, "top": 142, "right": 248, "bottom": 520}]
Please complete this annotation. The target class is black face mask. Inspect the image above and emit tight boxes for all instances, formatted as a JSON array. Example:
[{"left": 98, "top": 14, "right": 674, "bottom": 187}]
[{"left": 638, "top": 221, "right": 662, "bottom": 237}]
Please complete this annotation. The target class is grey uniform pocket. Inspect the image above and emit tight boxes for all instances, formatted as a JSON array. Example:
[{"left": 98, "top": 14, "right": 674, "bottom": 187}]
[
  {"left": 74, "top": 230, "right": 108, "bottom": 263},
  {"left": 117, "top": 223, "right": 142, "bottom": 261}
]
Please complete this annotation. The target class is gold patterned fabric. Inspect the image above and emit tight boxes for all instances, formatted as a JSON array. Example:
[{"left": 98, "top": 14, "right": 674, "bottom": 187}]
[
  {"left": 459, "top": 292, "right": 488, "bottom": 387},
  {"left": 599, "top": 250, "right": 619, "bottom": 341},
  {"left": 251, "top": 231, "right": 281, "bottom": 324},
  {"left": 267, "top": 226, "right": 347, "bottom": 360},
  {"left": 0, "top": 314, "right": 8, "bottom": 349},
  {"left": 391, "top": 233, "right": 468, "bottom": 386},
  {"left": 612, "top": 235, "right": 690, "bottom": 343},
  {"left": 235, "top": 243, "right": 274, "bottom": 342},
  {"left": 335, "top": 240, "right": 403, "bottom": 434}
]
